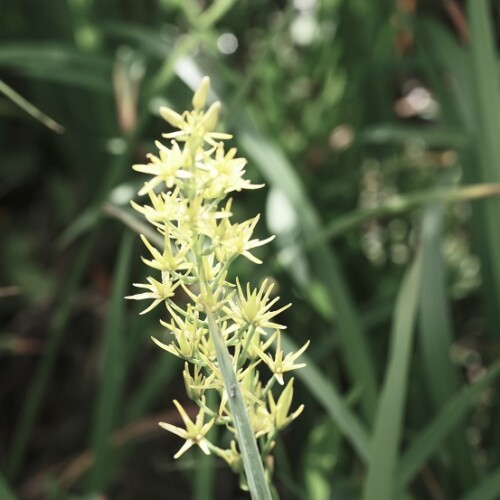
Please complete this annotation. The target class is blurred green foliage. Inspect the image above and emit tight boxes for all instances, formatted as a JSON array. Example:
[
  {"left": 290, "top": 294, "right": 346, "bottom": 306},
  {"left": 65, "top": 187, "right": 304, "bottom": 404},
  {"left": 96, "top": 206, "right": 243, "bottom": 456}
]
[{"left": 2, "top": 0, "right": 500, "bottom": 499}]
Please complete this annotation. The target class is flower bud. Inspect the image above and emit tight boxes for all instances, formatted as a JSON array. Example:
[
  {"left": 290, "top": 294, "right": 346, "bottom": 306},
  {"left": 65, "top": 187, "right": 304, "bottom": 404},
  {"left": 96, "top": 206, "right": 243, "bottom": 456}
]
[
  {"left": 160, "top": 106, "right": 185, "bottom": 128},
  {"left": 192, "top": 76, "right": 210, "bottom": 110},
  {"left": 202, "top": 101, "right": 221, "bottom": 132}
]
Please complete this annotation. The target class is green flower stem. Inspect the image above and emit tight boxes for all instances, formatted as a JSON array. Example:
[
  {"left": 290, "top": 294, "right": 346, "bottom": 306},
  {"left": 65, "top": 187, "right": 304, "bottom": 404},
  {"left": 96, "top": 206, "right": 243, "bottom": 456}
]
[
  {"left": 237, "top": 325, "right": 257, "bottom": 369},
  {"left": 205, "top": 308, "right": 272, "bottom": 500},
  {"left": 262, "top": 376, "right": 277, "bottom": 399}
]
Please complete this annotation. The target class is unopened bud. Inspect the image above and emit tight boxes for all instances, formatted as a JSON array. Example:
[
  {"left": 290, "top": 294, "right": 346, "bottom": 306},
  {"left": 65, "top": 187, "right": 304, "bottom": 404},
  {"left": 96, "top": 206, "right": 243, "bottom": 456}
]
[
  {"left": 202, "top": 101, "right": 221, "bottom": 131},
  {"left": 192, "top": 76, "right": 210, "bottom": 110},
  {"left": 160, "top": 107, "right": 185, "bottom": 128}
]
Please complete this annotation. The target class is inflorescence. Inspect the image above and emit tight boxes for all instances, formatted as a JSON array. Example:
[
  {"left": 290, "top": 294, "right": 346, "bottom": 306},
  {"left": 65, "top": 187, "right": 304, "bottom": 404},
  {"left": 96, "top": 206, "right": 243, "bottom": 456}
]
[{"left": 128, "top": 77, "right": 309, "bottom": 488}]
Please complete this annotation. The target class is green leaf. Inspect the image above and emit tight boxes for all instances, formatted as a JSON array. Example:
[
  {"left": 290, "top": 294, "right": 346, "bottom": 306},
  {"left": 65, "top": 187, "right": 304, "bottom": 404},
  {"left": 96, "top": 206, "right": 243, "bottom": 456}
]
[
  {"left": 0, "top": 79, "right": 64, "bottom": 133},
  {"left": 237, "top": 110, "right": 378, "bottom": 422},
  {"left": 397, "top": 360, "right": 500, "bottom": 489},
  {"left": 467, "top": 0, "right": 500, "bottom": 333},
  {"left": 0, "top": 44, "right": 112, "bottom": 92},
  {"left": 459, "top": 467, "right": 500, "bottom": 500},
  {"left": 86, "top": 231, "right": 134, "bottom": 492},
  {"left": 280, "top": 335, "right": 370, "bottom": 462},
  {"left": 362, "top": 124, "right": 468, "bottom": 149},
  {"left": 418, "top": 203, "right": 476, "bottom": 488},
  {"left": 302, "top": 418, "right": 340, "bottom": 500},
  {"left": 362, "top": 253, "right": 422, "bottom": 500},
  {"left": 313, "top": 184, "right": 500, "bottom": 245}
]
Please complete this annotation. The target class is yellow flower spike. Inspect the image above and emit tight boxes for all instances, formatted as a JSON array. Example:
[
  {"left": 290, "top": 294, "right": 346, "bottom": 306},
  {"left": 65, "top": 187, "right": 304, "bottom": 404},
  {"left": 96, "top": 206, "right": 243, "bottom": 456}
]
[
  {"left": 192, "top": 76, "right": 210, "bottom": 111},
  {"left": 159, "top": 79, "right": 231, "bottom": 146},
  {"left": 159, "top": 400, "right": 215, "bottom": 458},
  {"left": 129, "top": 77, "right": 308, "bottom": 496}
]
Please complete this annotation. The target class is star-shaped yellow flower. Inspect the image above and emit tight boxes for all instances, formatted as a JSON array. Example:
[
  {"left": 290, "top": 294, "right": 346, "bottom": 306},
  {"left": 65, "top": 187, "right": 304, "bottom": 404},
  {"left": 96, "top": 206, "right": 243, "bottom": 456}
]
[
  {"left": 258, "top": 330, "right": 309, "bottom": 385},
  {"left": 224, "top": 278, "right": 291, "bottom": 333},
  {"left": 159, "top": 400, "right": 215, "bottom": 459},
  {"left": 126, "top": 272, "right": 180, "bottom": 314},
  {"left": 133, "top": 141, "right": 191, "bottom": 196}
]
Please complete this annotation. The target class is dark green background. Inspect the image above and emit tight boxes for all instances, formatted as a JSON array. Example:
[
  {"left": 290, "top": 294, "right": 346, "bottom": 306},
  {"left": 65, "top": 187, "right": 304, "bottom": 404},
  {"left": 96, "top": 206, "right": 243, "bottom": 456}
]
[{"left": 2, "top": 1, "right": 500, "bottom": 499}]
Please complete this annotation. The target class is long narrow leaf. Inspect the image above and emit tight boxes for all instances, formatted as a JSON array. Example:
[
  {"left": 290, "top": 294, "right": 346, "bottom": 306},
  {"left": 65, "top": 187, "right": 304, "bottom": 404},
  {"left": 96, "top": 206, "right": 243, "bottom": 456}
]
[
  {"left": 313, "top": 183, "right": 500, "bottom": 245},
  {"left": 0, "top": 79, "right": 64, "bottom": 133},
  {"left": 460, "top": 467, "right": 500, "bottom": 500},
  {"left": 280, "top": 335, "right": 370, "bottom": 462},
  {"left": 237, "top": 111, "right": 378, "bottom": 421},
  {"left": 418, "top": 204, "right": 475, "bottom": 488},
  {"left": 468, "top": 0, "right": 500, "bottom": 333},
  {"left": 397, "top": 359, "right": 500, "bottom": 489},
  {"left": 362, "top": 124, "right": 468, "bottom": 149},
  {"left": 206, "top": 310, "right": 272, "bottom": 500},
  {"left": 86, "top": 231, "right": 134, "bottom": 492},
  {"left": 0, "top": 44, "right": 112, "bottom": 92},
  {"left": 362, "top": 253, "right": 422, "bottom": 500}
]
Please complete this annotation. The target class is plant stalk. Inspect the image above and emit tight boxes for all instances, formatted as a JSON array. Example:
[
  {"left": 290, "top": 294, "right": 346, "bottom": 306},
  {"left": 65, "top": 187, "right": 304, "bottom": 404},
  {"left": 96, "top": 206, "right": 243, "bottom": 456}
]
[{"left": 205, "top": 308, "right": 272, "bottom": 500}]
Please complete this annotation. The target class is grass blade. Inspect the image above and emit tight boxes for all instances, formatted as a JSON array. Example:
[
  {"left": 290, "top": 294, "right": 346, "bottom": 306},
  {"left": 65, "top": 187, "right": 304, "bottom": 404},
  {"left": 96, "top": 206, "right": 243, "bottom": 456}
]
[
  {"left": 418, "top": 203, "right": 475, "bottom": 489},
  {"left": 206, "top": 309, "right": 272, "bottom": 500},
  {"left": 362, "top": 124, "right": 468, "bottom": 149},
  {"left": 86, "top": 231, "right": 134, "bottom": 492},
  {"left": 0, "top": 44, "right": 112, "bottom": 92},
  {"left": 460, "top": 467, "right": 500, "bottom": 500},
  {"left": 0, "top": 79, "right": 64, "bottom": 133},
  {"left": 280, "top": 336, "right": 370, "bottom": 462},
  {"left": 313, "top": 183, "right": 500, "bottom": 245},
  {"left": 397, "top": 359, "right": 500, "bottom": 489},
  {"left": 468, "top": 0, "right": 500, "bottom": 463},
  {"left": 468, "top": 0, "right": 500, "bottom": 332},
  {"left": 362, "top": 252, "right": 422, "bottom": 500},
  {"left": 237, "top": 111, "right": 378, "bottom": 422}
]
